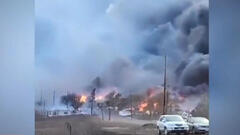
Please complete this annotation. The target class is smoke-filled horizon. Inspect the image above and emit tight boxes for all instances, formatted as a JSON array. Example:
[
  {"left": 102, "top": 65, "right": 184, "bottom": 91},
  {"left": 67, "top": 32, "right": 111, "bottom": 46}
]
[{"left": 35, "top": 0, "right": 209, "bottom": 107}]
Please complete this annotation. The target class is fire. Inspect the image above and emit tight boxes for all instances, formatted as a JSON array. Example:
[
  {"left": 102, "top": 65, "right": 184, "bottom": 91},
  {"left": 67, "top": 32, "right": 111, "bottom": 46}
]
[
  {"left": 178, "top": 95, "right": 185, "bottom": 103},
  {"left": 146, "top": 87, "right": 161, "bottom": 98},
  {"left": 80, "top": 95, "right": 87, "bottom": 103},
  {"left": 145, "top": 110, "right": 150, "bottom": 115},
  {"left": 139, "top": 102, "right": 148, "bottom": 112},
  {"left": 147, "top": 88, "right": 155, "bottom": 98},
  {"left": 96, "top": 96, "right": 104, "bottom": 101},
  {"left": 154, "top": 102, "right": 158, "bottom": 109}
]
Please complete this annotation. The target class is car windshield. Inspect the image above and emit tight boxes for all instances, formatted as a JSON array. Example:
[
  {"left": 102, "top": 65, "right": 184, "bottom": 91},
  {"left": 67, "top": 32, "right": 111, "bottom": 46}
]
[
  {"left": 192, "top": 117, "right": 209, "bottom": 124},
  {"left": 165, "top": 116, "right": 183, "bottom": 122}
]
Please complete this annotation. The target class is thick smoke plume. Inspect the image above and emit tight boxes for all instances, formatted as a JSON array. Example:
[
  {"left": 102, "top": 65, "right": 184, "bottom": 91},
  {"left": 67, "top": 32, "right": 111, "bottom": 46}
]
[{"left": 36, "top": 0, "right": 209, "bottom": 105}]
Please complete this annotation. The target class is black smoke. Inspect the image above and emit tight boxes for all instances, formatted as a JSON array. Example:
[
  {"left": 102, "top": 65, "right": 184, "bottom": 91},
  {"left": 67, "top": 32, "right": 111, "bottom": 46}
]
[
  {"left": 101, "top": 58, "right": 163, "bottom": 93},
  {"left": 105, "top": 0, "right": 209, "bottom": 96},
  {"left": 36, "top": 0, "right": 209, "bottom": 102},
  {"left": 179, "top": 83, "right": 208, "bottom": 97},
  {"left": 180, "top": 54, "right": 209, "bottom": 87}
]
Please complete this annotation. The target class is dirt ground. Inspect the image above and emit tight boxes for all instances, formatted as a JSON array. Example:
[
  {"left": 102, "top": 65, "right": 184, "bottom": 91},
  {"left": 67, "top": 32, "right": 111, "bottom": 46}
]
[
  {"left": 35, "top": 115, "right": 202, "bottom": 135},
  {"left": 35, "top": 115, "right": 158, "bottom": 135}
]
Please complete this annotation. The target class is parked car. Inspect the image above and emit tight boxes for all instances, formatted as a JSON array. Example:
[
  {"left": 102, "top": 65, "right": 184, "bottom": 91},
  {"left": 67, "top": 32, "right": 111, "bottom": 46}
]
[
  {"left": 156, "top": 115, "right": 189, "bottom": 135},
  {"left": 119, "top": 108, "right": 132, "bottom": 117},
  {"left": 187, "top": 117, "right": 209, "bottom": 134}
]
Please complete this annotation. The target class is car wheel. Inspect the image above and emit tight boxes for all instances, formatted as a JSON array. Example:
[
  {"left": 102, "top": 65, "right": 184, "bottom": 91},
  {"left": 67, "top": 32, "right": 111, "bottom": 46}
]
[{"left": 164, "top": 128, "right": 168, "bottom": 135}]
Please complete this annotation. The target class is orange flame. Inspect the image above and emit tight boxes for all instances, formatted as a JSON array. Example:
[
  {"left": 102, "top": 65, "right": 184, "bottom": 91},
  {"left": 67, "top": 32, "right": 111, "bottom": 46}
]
[
  {"left": 80, "top": 95, "right": 87, "bottom": 103},
  {"left": 154, "top": 102, "right": 158, "bottom": 109},
  {"left": 139, "top": 102, "right": 148, "bottom": 112}
]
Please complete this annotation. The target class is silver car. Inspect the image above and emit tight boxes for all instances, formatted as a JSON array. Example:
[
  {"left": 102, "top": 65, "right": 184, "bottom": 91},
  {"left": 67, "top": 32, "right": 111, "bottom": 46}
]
[
  {"left": 187, "top": 117, "right": 209, "bottom": 134},
  {"left": 157, "top": 115, "right": 189, "bottom": 135}
]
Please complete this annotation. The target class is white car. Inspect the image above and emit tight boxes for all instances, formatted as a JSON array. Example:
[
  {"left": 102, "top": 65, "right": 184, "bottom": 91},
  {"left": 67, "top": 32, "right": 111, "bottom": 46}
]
[
  {"left": 119, "top": 108, "right": 131, "bottom": 117},
  {"left": 157, "top": 115, "right": 189, "bottom": 135},
  {"left": 187, "top": 117, "right": 209, "bottom": 134}
]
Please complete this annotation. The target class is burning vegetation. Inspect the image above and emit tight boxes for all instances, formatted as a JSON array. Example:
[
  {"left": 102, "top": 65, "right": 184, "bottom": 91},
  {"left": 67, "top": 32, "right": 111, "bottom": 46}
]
[
  {"left": 58, "top": 85, "right": 186, "bottom": 117},
  {"left": 79, "top": 95, "right": 87, "bottom": 103},
  {"left": 36, "top": 73, "right": 208, "bottom": 120},
  {"left": 60, "top": 94, "right": 85, "bottom": 110}
]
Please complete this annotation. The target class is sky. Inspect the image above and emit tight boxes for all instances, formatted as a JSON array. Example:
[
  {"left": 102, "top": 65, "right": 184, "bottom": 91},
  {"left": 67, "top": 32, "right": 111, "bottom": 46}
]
[{"left": 35, "top": 0, "right": 209, "bottom": 106}]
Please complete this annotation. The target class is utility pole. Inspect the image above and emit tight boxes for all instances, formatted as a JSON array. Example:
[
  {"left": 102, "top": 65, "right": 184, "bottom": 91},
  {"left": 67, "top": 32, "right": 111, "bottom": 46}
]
[
  {"left": 40, "top": 89, "right": 43, "bottom": 115},
  {"left": 43, "top": 100, "right": 46, "bottom": 117},
  {"left": 163, "top": 55, "right": 167, "bottom": 115},
  {"left": 108, "top": 107, "right": 111, "bottom": 121},
  {"left": 97, "top": 103, "right": 104, "bottom": 120},
  {"left": 53, "top": 90, "right": 56, "bottom": 106},
  {"left": 100, "top": 104, "right": 104, "bottom": 120},
  {"left": 130, "top": 90, "right": 133, "bottom": 119},
  {"left": 166, "top": 90, "right": 168, "bottom": 113},
  {"left": 91, "top": 88, "right": 96, "bottom": 116},
  {"left": 66, "top": 90, "right": 69, "bottom": 109},
  {"left": 40, "top": 90, "right": 43, "bottom": 105}
]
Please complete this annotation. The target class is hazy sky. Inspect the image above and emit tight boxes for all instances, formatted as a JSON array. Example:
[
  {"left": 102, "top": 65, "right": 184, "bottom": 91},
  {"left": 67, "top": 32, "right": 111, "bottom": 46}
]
[{"left": 35, "top": 0, "right": 209, "bottom": 103}]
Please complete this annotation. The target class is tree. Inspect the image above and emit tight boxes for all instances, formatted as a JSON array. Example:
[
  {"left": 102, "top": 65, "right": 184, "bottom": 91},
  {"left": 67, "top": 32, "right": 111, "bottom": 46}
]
[
  {"left": 61, "top": 94, "right": 84, "bottom": 110},
  {"left": 105, "top": 91, "right": 121, "bottom": 108}
]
